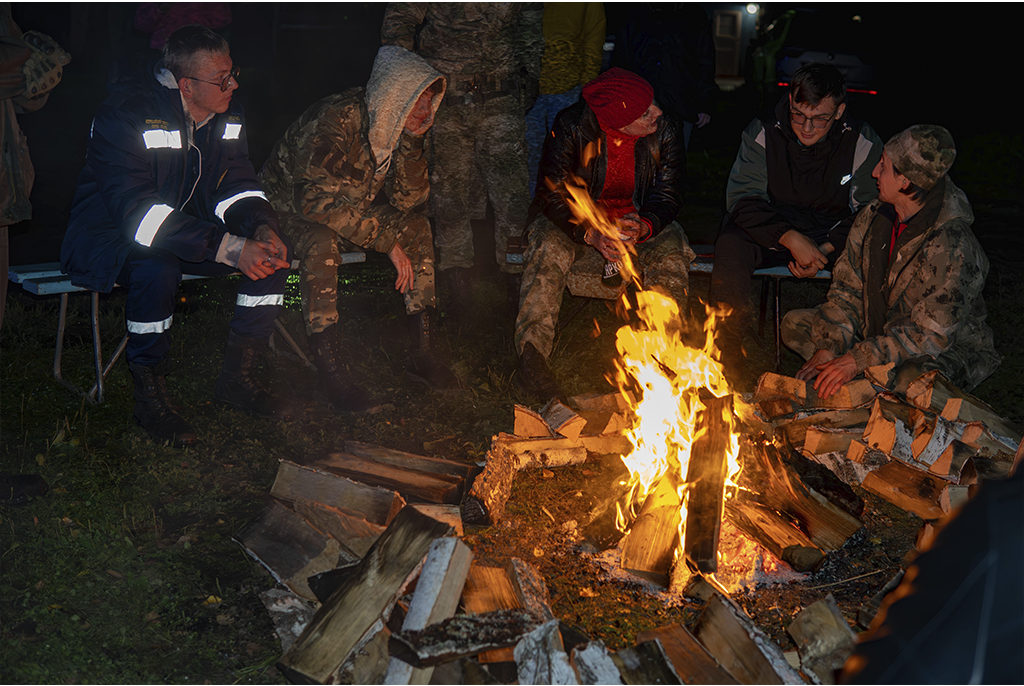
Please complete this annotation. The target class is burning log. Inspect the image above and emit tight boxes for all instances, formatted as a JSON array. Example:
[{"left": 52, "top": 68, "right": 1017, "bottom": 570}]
[
  {"left": 270, "top": 459, "right": 406, "bottom": 526},
  {"left": 315, "top": 452, "right": 463, "bottom": 504},
  {"left": 907, "top": 370, "right": 1023, "bottom": 447},
  {"left": 786, "top": 594, "right": 857, "bottom": 685},
  {"left": 514, "top": 619, "right": 578, "bottom": 685},
  {"left": 234, "top": 500, "right": 354, "bottom": 601},
  {"left": 636, "top": 624, "right": 739, "bottom": 685},
  {"left": 694, "top": 593, "right": 804, "bottom": 684},
  {"left": 279, "top": 507, "right": 453, "bottom": 683},
  {"left": 683, "top": 394, "right": 735, "bottom": 575},
  {"left": 383, "top": 537, "right": 473, "bottom": 685},
  {"left": 620, "top": 473, "right": 682, "bottom": 586},
  {"left": 744, "top": 439, "right": 862, "bottom": 552},
  {"left": 387, "top": 610, "right": 540, "bottom": 668},
  {"left": 724, "top": 498, "right": 825, "bottom": 573}
]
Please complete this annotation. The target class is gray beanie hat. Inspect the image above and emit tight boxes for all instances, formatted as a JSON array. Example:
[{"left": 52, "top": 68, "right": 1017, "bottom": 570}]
[{"left": 883, "top": 124, "right": 956, "bottom": 190}]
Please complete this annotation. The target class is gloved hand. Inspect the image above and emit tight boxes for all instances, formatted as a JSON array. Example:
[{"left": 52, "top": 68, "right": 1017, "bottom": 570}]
[{"left": 20, "top": 31, "right": 70, "bottom": 99}]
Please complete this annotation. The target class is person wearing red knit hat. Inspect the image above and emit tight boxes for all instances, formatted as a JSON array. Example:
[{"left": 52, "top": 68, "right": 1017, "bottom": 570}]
[{"left": 513, "top": 67, "right": 696, "bottom": 404}]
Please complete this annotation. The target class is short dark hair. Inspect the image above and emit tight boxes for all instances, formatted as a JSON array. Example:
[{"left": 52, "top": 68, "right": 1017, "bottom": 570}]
[
  {"left": 163, "top": 25, "right": 229, "bottom": 82},
  {"left": 891, "top": 161, "right": 928, "bottom": 202},
  {"left": 790, "top": 63, "right": 846, "bottom": 108}
]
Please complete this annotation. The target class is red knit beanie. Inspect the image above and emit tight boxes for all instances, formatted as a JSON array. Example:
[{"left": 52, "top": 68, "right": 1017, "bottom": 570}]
[{"left": 581, "top": 68, "right": 654, "bottom": 131}]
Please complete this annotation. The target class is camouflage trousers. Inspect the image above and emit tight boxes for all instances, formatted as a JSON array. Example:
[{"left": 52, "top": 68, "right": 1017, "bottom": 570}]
[
  {"left": 431, "top": 96, "right": 531, "bottom": 273},
  {"left": 781, "top": 308, "right": 980, "bottom": 391},
  {"left": 279, "top": 209, "right": 435, "bottom": 335},
  {"left": 515, "top": 216, "right": 696, "bottom": 358}
]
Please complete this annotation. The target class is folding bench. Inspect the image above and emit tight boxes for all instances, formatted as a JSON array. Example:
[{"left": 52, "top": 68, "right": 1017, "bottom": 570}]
[{"left": 8, "top": 255, "right": 366, "bottom": 404}]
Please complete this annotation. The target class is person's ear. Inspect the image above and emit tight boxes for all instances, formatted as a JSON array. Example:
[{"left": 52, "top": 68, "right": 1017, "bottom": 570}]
[
  {"left": 836, "top": 102, "right": 846, "bottom": 120},
  {"left": 178, "top": 77, "right": 193, "bottom": 99}
]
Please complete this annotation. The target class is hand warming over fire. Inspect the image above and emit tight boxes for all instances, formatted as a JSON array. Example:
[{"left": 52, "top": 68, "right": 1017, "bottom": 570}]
[
  {"left": 805, "top": 352, "right": 857, "bottom": 399},
  {"left": 388, "top": 242, "right": 414, "bottom": 293}
]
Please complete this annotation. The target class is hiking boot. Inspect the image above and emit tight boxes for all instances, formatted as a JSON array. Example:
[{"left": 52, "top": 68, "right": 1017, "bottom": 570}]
[
  {"left": 129, "top": 360, "right": 198, "bottom": 448},
  {"left": 406, "top": 309, "right": 460, "bottom": 391},
  {"left": 214, "top": 331, "right": 296, "bottom": 421},
  {"left": 307, "top": 324, "right": 382, "bottom": 414},
  {"left": 515, "top": 342, "right": 568, "bottom": 405}
]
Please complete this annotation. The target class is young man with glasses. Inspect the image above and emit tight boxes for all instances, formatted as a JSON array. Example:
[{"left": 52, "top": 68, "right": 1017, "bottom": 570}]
[
  {"left": 708, "top": 63, "right": 883, "bottom": 387},
  {"left": 61, "top": 25, "right": 294, "bottom": 448}
]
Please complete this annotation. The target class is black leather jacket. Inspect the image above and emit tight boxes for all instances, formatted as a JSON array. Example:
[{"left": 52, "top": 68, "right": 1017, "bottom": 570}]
[{"left": 530, "top": 100, "right": 685, "bottom": 244}]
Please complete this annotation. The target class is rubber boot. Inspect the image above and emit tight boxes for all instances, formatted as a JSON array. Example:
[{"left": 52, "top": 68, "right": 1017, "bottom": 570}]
[
  {"left": 307, "top": 324, "right": 382, "bottom": 414},
  {"left": 515, "top": 342, "right": 569, "bottom": 405},
  {"left": 406, "top": 309, "right": 461, "bottom": 391},
  {"left": 214, "top": 331, "right": 296, "bottom": 421},
  {"left": 129, "top": 360, "right": 198, "bottom": 448},
  {"left": 441, "top": 267, "right": 473, "bottom": 325}
]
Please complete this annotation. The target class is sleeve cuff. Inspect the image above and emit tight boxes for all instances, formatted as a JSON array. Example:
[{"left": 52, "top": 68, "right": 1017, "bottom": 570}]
[{"left": 216, "top": 234, "right": 246, "bottom": 268}]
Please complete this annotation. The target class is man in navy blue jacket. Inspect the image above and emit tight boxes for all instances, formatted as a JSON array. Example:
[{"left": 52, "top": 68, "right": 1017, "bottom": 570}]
[{"left": 61, "top": 25, "right": 294, "bottom": 448}]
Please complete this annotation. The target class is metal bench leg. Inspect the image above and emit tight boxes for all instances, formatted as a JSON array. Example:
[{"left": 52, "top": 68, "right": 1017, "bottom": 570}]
[
  {"left": 758, "top": 276, "right": 771, "bottom": 337},
  {"left": 53, "top": 290, "right": 128, "bottom": 405},
  {"left": 272, "top": 318, "right": 315, "bottom": 370},
  {"left": 774, "top": 276, "right": 783, "bottom": 373},
  {"left": 53, "top": 292, "right": 70, "bottom": 386}
]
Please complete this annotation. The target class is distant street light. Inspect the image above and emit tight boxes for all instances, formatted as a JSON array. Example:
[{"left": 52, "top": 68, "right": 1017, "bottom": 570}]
[{"left": 746, "top": 4, "right": 759, "bottom": 15}]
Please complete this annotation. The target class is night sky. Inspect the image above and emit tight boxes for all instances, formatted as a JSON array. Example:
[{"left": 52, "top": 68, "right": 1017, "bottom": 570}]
[{"left": 7, "top": 2, "right": 1020, "bottom": 264}]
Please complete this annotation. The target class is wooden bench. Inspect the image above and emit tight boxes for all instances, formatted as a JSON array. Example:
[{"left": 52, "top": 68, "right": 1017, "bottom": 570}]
[{"left": 8, "top": 255, "right": 366, "bottom": 404}]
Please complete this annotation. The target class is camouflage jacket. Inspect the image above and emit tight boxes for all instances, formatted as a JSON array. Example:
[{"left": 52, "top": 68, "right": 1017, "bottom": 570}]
[
  {"left": 381, "top": 2, "right": 543, "bottom": 83},
  {"left": 811, "top": 178, "right": 1000, "bottom": 389},
  {"left": 259, "top": 88, "right": 429, "bottom": 254}
]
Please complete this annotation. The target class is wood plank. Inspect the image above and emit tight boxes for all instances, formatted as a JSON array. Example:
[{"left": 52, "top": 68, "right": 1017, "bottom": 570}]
[
  {"left": 907, "top": 370, "right": 1023, "bottom": 446},
  {"left": 612, "top": 640, "right": 684, "bottom": 685},
  {"left": 775, "top": 408, "right": 871, "bottom": 450},
  {"left": 802, "top": 426, "right": 863, "bottom": 457},
  {"left": 279, "top": 507, "right": 454, "bottom": 683},
  {"left": 383, "top": 537, "right": 473, "bottom": 685},
  {"left": 461, "top": 564, "right": 520, "bottom": 665},
  {"left": 270, "top": 459, "right": 405, "bottom": 526},
  {"left": 515, "top": 404, "right": 554, "bottom": 438},
  {"left": 343, "top": 441, "right": 479, "bottom": 480},
  {"left": 292, "top": 497, "right": 385, "bottom": 558},
  {"left": 507, "top": 558, "right": 556, "bottom": 623},
  {"left": 571, "top": 640, "right": 624, "bottom": 685},
  {"left": 493, "top": 432, "right": 631, "bottom": 459},
  {"left": 234, "top": 500, "right": 348, "bottom": 601},
  {"left": 514, "top": 619, "right": 578, "bottom": 685},
  {"left": 314, "top": 452, "right": 462, "bottom": 505},
  {"left": 724, "top": 498, "right": 825, "bottom": 573},
  {"left": 540, "top": 398, "right": 588, "bottom": 441},
  {"left": 577, "top": 410, "right": 628, "bottom": 436},
  {"left": 636, "top": 624, "right": 739, "bottom": 685},
  {"left": 464, "top": 443, "right": 518, "bottom": 525},
  {"left": 388, "top": 610, "right": 540, "bottom": 668},
  {"left": 620, "top": 474, "right": 681, "bottom": 586},
  {"left": 860, "top": 461, "right": 947, "bottom": 520},
  {"left": 786, "top": 594, "right": 857, "bottom": 685},
  {"left": 694, "top": 594, "right": 803, "bottom": 685},
  {"left": 683, "top": 394, "right": 733, "bottom": 575},
  {"left": 411, "top": 503, "right": 464, "bottom": 536}
]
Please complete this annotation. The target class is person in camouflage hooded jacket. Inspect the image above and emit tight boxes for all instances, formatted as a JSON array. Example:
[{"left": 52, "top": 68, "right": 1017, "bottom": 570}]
[
  {"left": 782, "top": 125, "right": 1000, "bottom": 398},
  {"left": 259, "top": 45, "right": 458, "bottom": 411}
]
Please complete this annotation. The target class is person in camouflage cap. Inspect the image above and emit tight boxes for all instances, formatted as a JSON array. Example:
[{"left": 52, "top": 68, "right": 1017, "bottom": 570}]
[
  {"left": 381, "top": 3, "right": 543, "bottom": 320},
  {"left": 259, "top": 45, "right": 459, "bottom": 413},
  {"left": 782, "top": 125, "right": 1001, "bottom": 399}
]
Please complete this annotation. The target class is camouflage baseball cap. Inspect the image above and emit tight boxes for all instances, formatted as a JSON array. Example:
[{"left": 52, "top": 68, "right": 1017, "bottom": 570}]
[{"left": 883, "top": 125, "right": 956, "bottom": 190}]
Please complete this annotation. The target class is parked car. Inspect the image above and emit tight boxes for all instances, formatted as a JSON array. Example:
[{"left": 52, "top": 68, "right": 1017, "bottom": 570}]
[{"left": 774, "top": 9, "right": 879, "bottom": 95}]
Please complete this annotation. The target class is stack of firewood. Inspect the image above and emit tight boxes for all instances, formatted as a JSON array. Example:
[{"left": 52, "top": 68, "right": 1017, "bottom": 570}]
[{"left": 756, "top": 367, "right": 1022, "bottom": 522}]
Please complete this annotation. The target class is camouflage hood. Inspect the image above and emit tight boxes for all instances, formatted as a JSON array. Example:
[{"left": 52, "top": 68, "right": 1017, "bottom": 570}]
[{"left": 365, "top": 45, "right": 445, "bottom": 174}]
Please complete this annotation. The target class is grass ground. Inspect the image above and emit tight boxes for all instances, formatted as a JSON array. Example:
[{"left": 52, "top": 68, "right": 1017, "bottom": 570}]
[{"left": 2, "top": 144, "right": 1021, "bottom": 684}]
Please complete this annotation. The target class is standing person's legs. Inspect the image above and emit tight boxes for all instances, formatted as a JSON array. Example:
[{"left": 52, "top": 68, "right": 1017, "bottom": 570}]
[
  {"left": 514, "top": 218, "right": 580, "bottom": 359},
  {"left": 431, "top": 104, "right": 486, "bottom": 272},
  {"left": 479, "top": 102, "right": 532, "bottom": 274}
]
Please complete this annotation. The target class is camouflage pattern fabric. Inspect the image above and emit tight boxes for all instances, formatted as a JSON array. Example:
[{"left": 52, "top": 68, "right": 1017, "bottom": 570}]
[
  {"left": 381, "top": 3, "right": 542, "bottom": 273},
  {"left": 431, "top": 96, "right": 532, "bottom": 272},
  {"left": 259, "top": 89, "right": 435, "bottom": 335},
  {"left": 780, "top": 178, "right": 1000, "bottom": 391},
  {"left": 515, "top": 216, "right": 695, "bottom": 358}
]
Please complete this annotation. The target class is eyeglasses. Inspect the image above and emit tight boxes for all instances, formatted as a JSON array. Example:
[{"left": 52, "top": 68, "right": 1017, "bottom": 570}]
[
  {"left": 187, "top": 65, "right": 240, "bottom": 92},
  {"left": 789, "top": 108, "right": 837, "bottom": 129}
]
